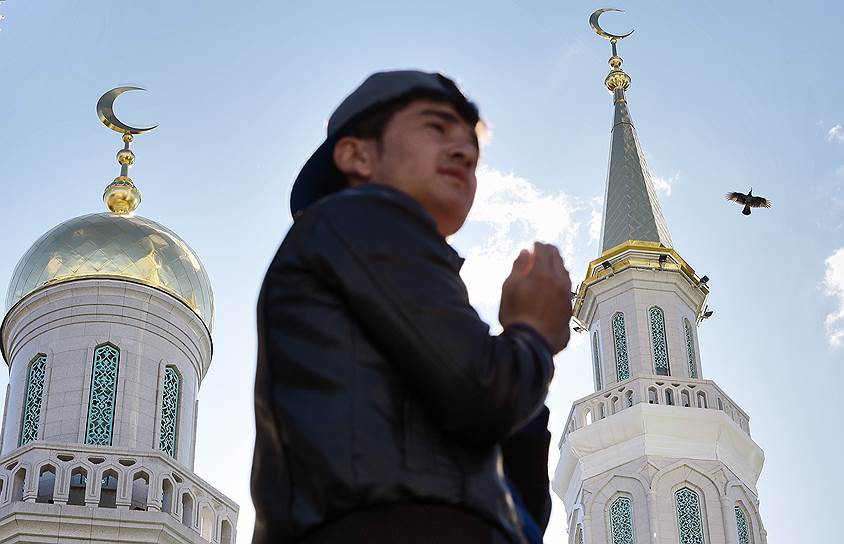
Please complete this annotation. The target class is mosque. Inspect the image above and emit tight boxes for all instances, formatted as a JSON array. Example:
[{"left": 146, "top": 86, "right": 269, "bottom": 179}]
[
  {"left": 0, "top": 91, "right": 238, "bottom": 542},
  {"left": 551, "top": 12, "right": 768, "bottom": 544}
]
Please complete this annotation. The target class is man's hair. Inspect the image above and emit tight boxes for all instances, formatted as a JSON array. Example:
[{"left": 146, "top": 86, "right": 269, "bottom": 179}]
[{"left": 339, "top": 88, "right": 481, "bottom": 148}]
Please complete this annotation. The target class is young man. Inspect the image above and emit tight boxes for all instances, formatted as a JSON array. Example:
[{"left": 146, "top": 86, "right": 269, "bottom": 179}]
[{"left": 252, "top": 70, "right": 572, "bottom": 544}]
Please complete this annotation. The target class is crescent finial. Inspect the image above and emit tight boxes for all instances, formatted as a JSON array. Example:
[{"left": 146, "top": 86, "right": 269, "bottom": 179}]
[
  {"left": 96, "top": 86, "right": 157, "bottom": 135},
  {"left": 590, "top": 8, "right": 634, "bottom": 41}
]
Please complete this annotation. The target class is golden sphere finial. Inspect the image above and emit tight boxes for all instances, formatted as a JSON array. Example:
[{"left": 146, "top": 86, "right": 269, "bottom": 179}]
[
  {"left": 605, "top": 69, "right": 631, "bottom": 92},
  {"left": 103, "top": 177, "right": 141, "bottom": 214}
]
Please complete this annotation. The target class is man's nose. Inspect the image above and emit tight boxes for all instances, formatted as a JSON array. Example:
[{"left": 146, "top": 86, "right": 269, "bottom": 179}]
[{"left": 450, "top": 139, "right": 479, "bottom": 168}]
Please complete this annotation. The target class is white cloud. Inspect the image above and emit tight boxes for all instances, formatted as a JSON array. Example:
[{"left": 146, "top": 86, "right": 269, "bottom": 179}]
[
  {"left": 827, "top": 124, "right": 844, "bottom": 142},
  {"left": 587, "top": 205, "right": 603, "bottom": 245},
  {"left": 652, "top": 173, "right": 678, "bottom": 197},
  {"left": 823, "top": 247, "right": 844, "bottom": 347},
  {"left": 454, "top": 166, "right": 599, "bottom": 318}
]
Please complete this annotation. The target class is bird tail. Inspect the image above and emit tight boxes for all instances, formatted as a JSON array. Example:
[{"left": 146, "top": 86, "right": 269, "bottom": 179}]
[{"left": 742, "top": 204, "right": 751, "bottom": 215}]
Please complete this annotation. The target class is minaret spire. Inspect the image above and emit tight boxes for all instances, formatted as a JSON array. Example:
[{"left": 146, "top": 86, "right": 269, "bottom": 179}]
[{"left": 590, "top": 11, "right": 673, "bottom": 252}]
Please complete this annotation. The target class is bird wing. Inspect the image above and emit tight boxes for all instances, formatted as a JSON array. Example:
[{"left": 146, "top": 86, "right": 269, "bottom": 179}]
[
  {"left": 749, "top": 196, "right": 772, "bottom": 208},
  {"left": 725, "top": 192, "right": 748, "bottom": 204}
]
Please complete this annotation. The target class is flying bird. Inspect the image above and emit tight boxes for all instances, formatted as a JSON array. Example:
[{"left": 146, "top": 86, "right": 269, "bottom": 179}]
[{"left": 725, "top": 188, "right": 772, "bottom": 216}]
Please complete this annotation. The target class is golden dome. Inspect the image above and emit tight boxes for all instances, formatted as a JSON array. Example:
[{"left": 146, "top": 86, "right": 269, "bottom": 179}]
[{"left": 5, "top": 213, "right": 213, "bottom": 330}]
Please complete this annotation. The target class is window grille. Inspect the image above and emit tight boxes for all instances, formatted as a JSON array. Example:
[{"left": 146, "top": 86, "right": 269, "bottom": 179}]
[
  {"left": 159, "top": 366, "right": 181, "bottom": 457},
  {"left": 684, "top": 319, "right": 697, "bottom": 378},
  {"left": 85, "top": 344, "right": 120, "bottom": 445},
  {"left": 735, "top": 505, "right": 751, "bottom": 544},
  {"left": 649, "top": 307, "right": 670, "bottom": 375},
  {"left": 675, "top": 487, "right": 705, "bottom": 544},
  {"left": 610, "top": 496, "right": 635, "bottom": 544},
  {"left": 20, "top": 355, "right": 46, "bottom": 446},
  {"left": 612, "top": 313, "right": 631, "bottom": 380}
]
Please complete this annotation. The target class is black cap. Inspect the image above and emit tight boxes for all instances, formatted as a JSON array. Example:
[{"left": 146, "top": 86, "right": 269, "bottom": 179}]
[{"left": 289, "top": 70, "right": 479, "bottom": 216}]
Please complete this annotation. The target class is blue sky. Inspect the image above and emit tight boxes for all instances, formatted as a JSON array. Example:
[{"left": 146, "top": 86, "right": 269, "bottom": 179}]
[{"left": 1, "top": 1, "right": 842, "bottom": 542}]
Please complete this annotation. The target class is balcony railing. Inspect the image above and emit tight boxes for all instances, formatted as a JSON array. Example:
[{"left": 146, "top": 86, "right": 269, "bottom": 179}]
[
  {"left": 0, "top": 442, "right": 237, "bottom": 543},
  {"left": 560, "top": 375, "right": 751, "bottom": 446}
]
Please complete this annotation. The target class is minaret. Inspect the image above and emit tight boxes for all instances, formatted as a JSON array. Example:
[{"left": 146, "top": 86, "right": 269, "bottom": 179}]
[
  {"left": 0, "top": 88, "right": 238, "bottom": 543},
  {"left": 552, "top": 11, "right": 767, "bottom": 544}
]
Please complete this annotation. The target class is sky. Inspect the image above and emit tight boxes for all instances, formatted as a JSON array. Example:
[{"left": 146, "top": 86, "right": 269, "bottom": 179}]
[{"left": 1, "top": 1, "right": 842, "bottom": 542}]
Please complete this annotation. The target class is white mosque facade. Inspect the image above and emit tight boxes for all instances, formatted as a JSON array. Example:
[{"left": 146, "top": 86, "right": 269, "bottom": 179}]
[
  {"left": 552, "top": 32, "right": 768, "bottom": 544},
  {"left": 0, "top": 134, "right": 238, "bottom": 541}
]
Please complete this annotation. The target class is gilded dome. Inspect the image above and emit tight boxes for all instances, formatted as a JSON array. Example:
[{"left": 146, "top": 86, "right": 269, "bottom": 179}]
[{"left": 5, "top": 213, "right": 213, "bottom": 330}]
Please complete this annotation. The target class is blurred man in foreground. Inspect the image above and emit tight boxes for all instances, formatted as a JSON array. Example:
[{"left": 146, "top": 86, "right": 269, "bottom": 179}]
[{"left": 252, "top": 70, "right": 572, "bottom": 544}]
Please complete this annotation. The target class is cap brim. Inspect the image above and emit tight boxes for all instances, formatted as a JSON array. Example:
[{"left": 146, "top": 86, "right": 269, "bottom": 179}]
[{"left": 289, "top": 134, "right": 347, "bottom": 217}]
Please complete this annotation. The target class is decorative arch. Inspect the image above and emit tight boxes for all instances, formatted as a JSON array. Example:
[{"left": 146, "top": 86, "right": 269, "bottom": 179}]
[
  {"left": 98, "top": 467, "right": 119, "bottom": 508},
  {"left": 130, "top": 470, "right": 150, "bottom": 511},
  {"left": 587, "top": 474, "right": 650, "bottom": 544},
  {"left": 161, "top": 477, "right": 175, "bottom": 514},
  {"left": 199, "top": 502, "right": 215, "bottom": 540},
  {"left": 726, "top": 481, "right": 765, "bottom": 544},
  {"left": 181, "top": 491, "right": 195, "bottom": 528},
  {"left": 611, "top": 312, "right": 631, "bottom": 381},
  {"left": 159, "top": 365, "right": 182, "bottom": 458},
  {"left": 684, "top": 318, "right": 698, "bottom": 378},
  {"left": 652, "top": 462, "right": 723, "bottom": 544},
  {"left": 648, "top": 306, "right": 670, "bottom": 375},
  {"left": 20, "top": 354, "right": 47, "bottom": 446},
  {"left": 85, "top": 343, "right": 120, "bottom": 446}
]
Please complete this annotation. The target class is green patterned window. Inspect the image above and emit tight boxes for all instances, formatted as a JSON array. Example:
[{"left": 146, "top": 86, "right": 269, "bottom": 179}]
[
  {"left": 735, "top": 505, "right": 751, "bottom": 544},
  {"left": 684, "top": 319, "right": 697, "bottom": 379},
  {"left": 610, "top": 496, "right": 635, "bottom": 544},
  {"left": 592, "top": 332, "right": 603, "bottom": 390},
  {"left": 612, "top": 313, "right": 631, "bottom": 381},
  {"left": 675, "top": 487, "right": 705, "bottom": 544},
  {"left": 649, "top": 307, "right": 670, "bottom": 376},
  {"left": 85, "top": 344, "right": 120, "bottom": 446},
  {"left": 19, "top": 355, "right": 47, "bottom": 446},
  {"left": 159, "top": 366, "right": 181, "bottom": 458}
]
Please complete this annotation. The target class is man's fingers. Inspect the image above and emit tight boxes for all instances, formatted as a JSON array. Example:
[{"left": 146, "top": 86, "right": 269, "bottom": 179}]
[{"left": 510, "top": 249, "right": 532, "bottom": 276}]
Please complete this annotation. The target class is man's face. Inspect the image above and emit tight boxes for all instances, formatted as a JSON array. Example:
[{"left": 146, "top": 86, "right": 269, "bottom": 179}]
[{"left": 364, "top": 100, "right": 480, "bottom": 237}]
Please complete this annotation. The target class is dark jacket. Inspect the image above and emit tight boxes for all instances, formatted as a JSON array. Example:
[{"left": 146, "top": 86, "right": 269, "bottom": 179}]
[{"left": 251, "top": 184, "right": 555, "bottom": 543}]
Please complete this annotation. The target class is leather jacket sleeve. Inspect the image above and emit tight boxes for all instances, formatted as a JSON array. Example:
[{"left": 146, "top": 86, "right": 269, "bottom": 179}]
[
  {"left": 502, "top": 405, "right": 552, "bottom": 533},
  {"left": 293, "top": 188, "right": 554, "bottom": 446}
]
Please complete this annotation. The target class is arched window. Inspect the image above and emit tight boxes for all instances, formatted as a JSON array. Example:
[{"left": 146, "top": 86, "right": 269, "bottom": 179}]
[
  {"left": 592, "top": 332, "right": 604, "bottom": 390},
  {"left": 681, "top": 390, "right": 691, "bottom": 408},
  {"left": 131, "top": 472, "right": 150, "bottom": 511},
  {"left": 696, "top": 391, "right": 708, "bottom": 409},
  {"left": 36, "top": 465, "right": 56, "bottom": 504},
  {"left": 99, "top": 469, "right": 118, "bottom": 508},
  {"left": 159, "top": 366, "right": 181, "bottom": 458},
  {"left": 220, "top": 519, "right": 233, "bottom": 544},
  {"left": 68, "top": 467, "right": 87, "bottom": 506},
  {"left": 20, "top": 355, "right": 47, "bottom": 446},
  {"left": 675, "top": 487, "right": 705, "bottom": 544},
  {"left": 86, "top": 344, "right": 120, "bottom": 446},
  {"left": 648, "top": 387, "right": 658, "bottom": 404},
  {"left": 200, "top": 504, "right": 215, "bottom": 540},
  {"left": 735, "top": 504, "right": 752, "bottom": 544},
  {"left": 649, "top": 307, "right": 670, "bottom": 375},
  {"left": 665, "top": 389, "right": 674, "bottom": 406},
  {"left": 182, "top": 493, "right": 195, "bottom": 528},
  {"left": 626, "top": 390, "right": 634, "bottom": 407},
  {"left": 684, "top": 319, "right": 698, "bottom": 378},
  {"left": 12, "top": 468, "right": 26, "bottom": 502},
  {"left": 610, "top": 496, "right": 635, "bottom": 544},
  {"left": 612, "top": 313, "right": 631, "bottom": 381},
  {"left": 162, "top": 478, "right": 174, "bottom": 514}
]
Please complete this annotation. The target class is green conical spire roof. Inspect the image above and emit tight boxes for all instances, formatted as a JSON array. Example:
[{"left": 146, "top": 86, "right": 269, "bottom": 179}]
[{"left": 599, "top": 83, "right": 673, "bottom": 253}]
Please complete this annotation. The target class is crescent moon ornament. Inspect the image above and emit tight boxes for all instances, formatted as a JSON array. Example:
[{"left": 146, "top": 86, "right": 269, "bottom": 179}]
[
  {"left": 96, "top": 86, "right": 157, "bottom": 134},
  {"left": 590, "top": 8, "right": 634, "bottom": 41}
]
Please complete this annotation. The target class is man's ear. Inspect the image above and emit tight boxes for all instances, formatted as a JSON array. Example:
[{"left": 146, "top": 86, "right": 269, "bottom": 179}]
[{"left": 333, "top": 136, "right": 377, "bottom": 184}]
